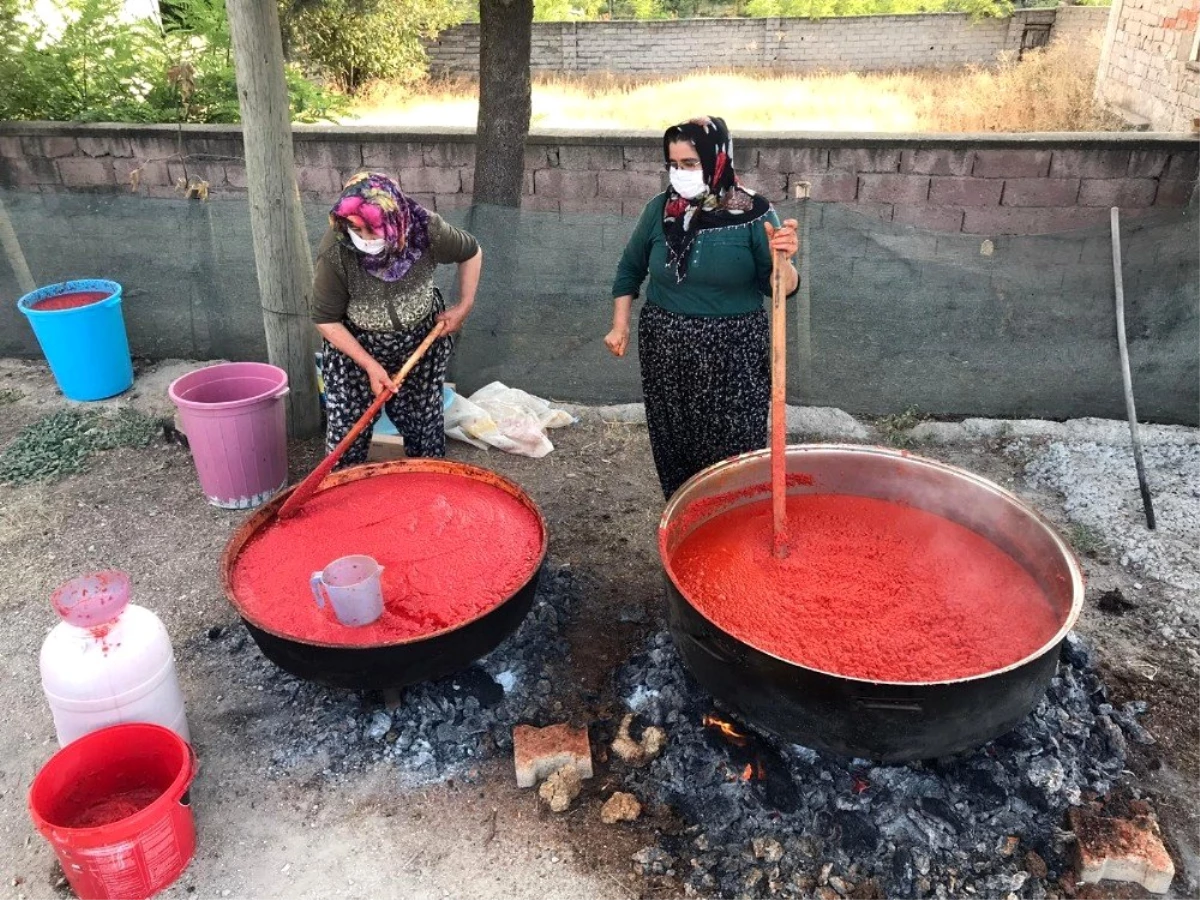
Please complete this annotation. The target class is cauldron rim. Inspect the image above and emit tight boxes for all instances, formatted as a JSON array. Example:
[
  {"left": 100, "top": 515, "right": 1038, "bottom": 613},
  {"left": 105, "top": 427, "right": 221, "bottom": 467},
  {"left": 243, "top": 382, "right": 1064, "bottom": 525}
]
[
  {"left": 658, "top": 443, "right": 1084, "bottom": 687},
  {"left": 220, "top": 459, "right": 549, "bottom": 650}
]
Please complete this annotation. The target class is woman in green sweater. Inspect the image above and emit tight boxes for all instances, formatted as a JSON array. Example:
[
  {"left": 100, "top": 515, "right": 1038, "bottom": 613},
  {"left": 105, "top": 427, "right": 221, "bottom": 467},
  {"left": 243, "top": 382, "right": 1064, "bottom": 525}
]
[
  {"left": 311, "top": 172, "right": 482, "bottom": 467},
  {"left": 606, "top": 116, "right": 798, "bottom": 498}
]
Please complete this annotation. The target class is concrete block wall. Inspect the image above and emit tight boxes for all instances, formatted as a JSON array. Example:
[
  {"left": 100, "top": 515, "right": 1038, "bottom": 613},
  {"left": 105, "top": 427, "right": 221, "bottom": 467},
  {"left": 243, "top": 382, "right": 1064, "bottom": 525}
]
[
  {"left": 427, "top": 10, "right": 1108, "bottom": 76},
  {"left": 738, "top": 137, "right": 1198, "bottom": 233},
  {"left": 568, "top": 19, "right": 775, "bottom": 73},
  {"left": 2, "top": 124, "right": 1195, "bottom": 422},
  {"left": 771, "top": 14, "right": 1012, "bottom": 70},
  {"left": 1095, "top": 0, "right": 1200, "bottom": 132},
  {"left": 1053, "top": 5, "right": 1110, "bottom": 48},
  {"left": 1, "top": 123, "right": 1195, "bottom": 236}
]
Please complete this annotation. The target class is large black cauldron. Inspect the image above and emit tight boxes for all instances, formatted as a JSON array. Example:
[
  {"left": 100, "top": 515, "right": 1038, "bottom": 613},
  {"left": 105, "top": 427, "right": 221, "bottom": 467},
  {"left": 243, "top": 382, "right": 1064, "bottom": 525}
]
[
  {"left": 221, "top": 459, "right": 546, "bottom": 691},
  {"left": 659, "top": 445, "right": 1083, "bottom": 762}
]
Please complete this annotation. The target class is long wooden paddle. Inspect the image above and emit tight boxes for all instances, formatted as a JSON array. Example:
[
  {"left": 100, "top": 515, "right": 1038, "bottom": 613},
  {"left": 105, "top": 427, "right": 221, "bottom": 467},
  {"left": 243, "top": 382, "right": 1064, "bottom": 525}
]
[
  {"left": 771, "top": 238, "right": 789, "bottom": 558},
  {"left": 277, "top": 321, "right": 446, "bottom": 520}
]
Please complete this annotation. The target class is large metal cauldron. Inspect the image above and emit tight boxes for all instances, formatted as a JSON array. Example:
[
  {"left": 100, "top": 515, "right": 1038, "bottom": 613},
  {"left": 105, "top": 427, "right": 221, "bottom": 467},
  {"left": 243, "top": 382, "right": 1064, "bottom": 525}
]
[
  {"left": 221, "top": 459, "right": 547, "bottom": 691},
  {"left": 659, "top": 445, "right": 1083, "bottom": 762}
]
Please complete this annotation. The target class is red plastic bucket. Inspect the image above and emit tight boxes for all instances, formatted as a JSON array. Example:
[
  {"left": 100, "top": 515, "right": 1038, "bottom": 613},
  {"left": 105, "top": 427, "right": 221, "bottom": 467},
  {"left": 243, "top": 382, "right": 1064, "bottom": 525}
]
[{"left": 28, "top": 723, "right": 198, "bottom": 900}]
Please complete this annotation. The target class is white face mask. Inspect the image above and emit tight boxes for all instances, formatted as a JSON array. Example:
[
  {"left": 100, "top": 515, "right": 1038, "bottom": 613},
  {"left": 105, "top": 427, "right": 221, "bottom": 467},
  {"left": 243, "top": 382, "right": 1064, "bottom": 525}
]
[
  {"left": 348, "top": 230, "right": 387, "bottom": 256},
  {"left": 669, "top": 168, "right": 707, "bottom": 200}
]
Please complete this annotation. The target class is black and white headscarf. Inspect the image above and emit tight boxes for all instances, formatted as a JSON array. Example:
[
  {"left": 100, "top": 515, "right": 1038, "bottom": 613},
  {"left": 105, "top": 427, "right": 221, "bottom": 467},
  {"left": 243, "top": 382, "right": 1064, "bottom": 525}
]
[{"left": 661, "top": 116, "right": 770, "bottom": 282}]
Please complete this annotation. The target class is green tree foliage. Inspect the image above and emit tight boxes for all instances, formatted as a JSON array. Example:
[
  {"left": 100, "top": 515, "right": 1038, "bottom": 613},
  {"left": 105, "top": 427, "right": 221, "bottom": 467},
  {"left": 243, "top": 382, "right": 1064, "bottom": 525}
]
[
  {"left": 0, "top": 0, "right": 155, "bottom": 121},
  {"left": 0, "top": 0, "right": 345, "bottom": 122},
  {"left": 581, "top": 0, "right": 679, "bottom": 15},
  {"left": 630, "top": 0, "right": 669, "bottom": 16},
  {"left": 149, "top": 0, "right": 345, "bottom": 122},
  {"left": 534, "top": 0, "right": 606, "bottom": 20},
  {"left": 282, "top": 0, "right": 468, "bottom": 91}
]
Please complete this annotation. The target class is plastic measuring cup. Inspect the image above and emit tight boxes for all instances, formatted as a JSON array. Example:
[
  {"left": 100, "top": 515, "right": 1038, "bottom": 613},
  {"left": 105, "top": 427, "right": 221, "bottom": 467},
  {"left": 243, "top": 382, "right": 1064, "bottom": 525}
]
[
  {"left": 51, "top": 571, "right": 131, "bottom": 627},
  {"left": 309, "top": 556, "right": 384, "bottom": 627}
]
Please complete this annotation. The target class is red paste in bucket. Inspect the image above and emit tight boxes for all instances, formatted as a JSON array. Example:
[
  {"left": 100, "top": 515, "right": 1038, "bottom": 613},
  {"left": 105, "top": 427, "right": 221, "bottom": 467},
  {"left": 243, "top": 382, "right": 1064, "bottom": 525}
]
[
  {"left": 63, "top": 787, "right": 163, "bottom": 829},
  {"left": 231, "top": 472, "right": 543, "bottom": 646},
  {"left": 32, "top": 290, "right": 110, "bottom": 311},
  {"left": 667, "top": 493, "right": 1060, "bottom": 682}
]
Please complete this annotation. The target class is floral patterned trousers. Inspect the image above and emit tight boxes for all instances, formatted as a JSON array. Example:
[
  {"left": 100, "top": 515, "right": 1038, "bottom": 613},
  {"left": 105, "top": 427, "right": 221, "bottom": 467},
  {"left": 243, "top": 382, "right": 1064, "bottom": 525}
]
[
  {"left": 638, "top": 302, "right": 770, "bottom": 500},
  {"left": 321, "top": 308, "right": 453, "bottom": 469}
]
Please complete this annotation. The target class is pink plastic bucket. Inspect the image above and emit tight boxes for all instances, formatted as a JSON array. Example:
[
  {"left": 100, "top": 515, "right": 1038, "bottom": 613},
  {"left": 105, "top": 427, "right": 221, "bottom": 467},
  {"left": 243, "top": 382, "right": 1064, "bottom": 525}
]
[{"left": 169, "top": 363, "right": 289, "bottom": 509}]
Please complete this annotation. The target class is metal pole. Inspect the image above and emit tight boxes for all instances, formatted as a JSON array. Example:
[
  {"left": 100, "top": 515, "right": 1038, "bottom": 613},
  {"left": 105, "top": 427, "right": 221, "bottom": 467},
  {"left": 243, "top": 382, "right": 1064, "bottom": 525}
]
[{"left": 1110, "top": 206, "right": 1156, "bottom": 530}]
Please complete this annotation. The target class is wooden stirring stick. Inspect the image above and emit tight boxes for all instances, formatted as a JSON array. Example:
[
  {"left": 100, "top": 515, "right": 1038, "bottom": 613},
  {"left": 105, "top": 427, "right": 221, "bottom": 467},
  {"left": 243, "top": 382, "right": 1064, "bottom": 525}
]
[
  {"left": 277, "top": 321, "right": 446, "bottom": 520},
  {"left": 770, "top": 236, "right": 789, "bottom": 559}
]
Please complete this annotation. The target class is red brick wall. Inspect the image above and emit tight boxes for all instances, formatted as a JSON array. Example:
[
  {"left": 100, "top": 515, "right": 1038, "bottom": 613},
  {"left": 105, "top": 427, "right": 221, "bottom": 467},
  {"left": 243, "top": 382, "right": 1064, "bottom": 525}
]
[{"left": 1, "top": 124, "right": 1195, "bottom": 236}]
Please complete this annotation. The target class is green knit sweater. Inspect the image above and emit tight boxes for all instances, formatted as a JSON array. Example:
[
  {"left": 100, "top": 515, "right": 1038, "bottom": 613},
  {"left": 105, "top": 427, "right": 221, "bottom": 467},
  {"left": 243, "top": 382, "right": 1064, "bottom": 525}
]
[{"left": 612, "top": 193, "right": 782, "bottom": 317}]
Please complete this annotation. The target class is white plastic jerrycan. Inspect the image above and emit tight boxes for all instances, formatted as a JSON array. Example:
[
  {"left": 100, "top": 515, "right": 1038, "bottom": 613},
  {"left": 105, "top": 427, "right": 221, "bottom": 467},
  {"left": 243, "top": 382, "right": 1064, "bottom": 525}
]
[{"left": 40, "top": 570, "right": 190, "bottom": 746}]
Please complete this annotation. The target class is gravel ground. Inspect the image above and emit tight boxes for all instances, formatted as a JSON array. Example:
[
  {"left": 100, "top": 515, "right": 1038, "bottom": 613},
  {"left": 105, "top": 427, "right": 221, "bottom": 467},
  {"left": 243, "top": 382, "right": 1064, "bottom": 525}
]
[
  {"left": 0, "top": 358, "right": 1196, "bottom": 899},
  {"left": 1025, "top": 439, "right": 1200, "bottom": 623}
]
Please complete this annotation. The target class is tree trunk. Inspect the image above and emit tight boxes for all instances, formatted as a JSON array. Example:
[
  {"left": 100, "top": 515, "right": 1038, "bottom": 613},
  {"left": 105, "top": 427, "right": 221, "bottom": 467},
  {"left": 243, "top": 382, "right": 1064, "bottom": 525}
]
[
  {"left": 457, "top": 0, "right": 532, "bottom": 391},
  {"left": 473, "top": 0, "right": 533, "bottom": 207},
  {"left": 227, "top": 0, "right": 321, "bottom": 439}
]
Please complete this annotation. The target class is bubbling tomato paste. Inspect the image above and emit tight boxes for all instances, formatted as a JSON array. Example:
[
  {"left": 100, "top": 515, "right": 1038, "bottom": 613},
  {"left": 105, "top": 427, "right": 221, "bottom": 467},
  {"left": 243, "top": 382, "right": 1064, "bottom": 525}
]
[
  {"left": 32, "top": 290, "right": 110, "bottom": 311},
  {"left": 231, "top": 472, "right": 544, "bottom": 646},
  {"left": 666, "top": 492, "right": 1060, "bottom": 682}
]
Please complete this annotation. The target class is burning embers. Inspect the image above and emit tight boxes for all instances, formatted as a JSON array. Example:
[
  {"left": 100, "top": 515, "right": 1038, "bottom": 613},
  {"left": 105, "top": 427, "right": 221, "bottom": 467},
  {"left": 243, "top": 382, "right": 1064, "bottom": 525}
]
[
  {"left": 701, "top": 712, "right": 800, "bottom": 812},
  {"left": 703, "top": 713, "right": 749, "bottom": 747},
  {"left": 616, "top": 631, "right": 1154, "bottom": 898},
  {"left": 704, "top": 714, "right": 761, "bottom": 782}
]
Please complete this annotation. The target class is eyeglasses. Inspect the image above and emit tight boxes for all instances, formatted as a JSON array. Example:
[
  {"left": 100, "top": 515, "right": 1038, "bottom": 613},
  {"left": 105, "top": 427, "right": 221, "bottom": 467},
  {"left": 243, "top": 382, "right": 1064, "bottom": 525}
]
[{"left": 666, "top": 160, "right": 703, "bottom": 171}]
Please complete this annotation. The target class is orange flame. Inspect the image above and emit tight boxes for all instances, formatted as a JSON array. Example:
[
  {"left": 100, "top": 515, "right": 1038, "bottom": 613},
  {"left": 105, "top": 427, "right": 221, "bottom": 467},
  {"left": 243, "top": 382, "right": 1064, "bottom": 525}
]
[
  {"left": 741, "top": 763, "right": 754, "bottom": 781},
  {"left": 702, "top": 713, "right": 748, "bottom": 747}
]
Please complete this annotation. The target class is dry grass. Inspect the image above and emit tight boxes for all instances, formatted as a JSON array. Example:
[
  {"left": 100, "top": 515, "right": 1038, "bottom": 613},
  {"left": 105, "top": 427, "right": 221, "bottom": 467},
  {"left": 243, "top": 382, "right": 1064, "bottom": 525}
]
[{"left": 346, "top": 38, "right": 1122, "bottom": 133}]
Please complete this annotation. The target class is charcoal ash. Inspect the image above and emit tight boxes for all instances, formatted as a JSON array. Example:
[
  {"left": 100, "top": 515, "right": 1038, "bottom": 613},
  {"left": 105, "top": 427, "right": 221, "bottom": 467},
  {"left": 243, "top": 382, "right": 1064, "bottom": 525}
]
[
  {"left": 615, "top": 631, "right": 1149, "bottom": 898},
  {"left": 187, "top": 562, "right": 578, "bottom": 784}
]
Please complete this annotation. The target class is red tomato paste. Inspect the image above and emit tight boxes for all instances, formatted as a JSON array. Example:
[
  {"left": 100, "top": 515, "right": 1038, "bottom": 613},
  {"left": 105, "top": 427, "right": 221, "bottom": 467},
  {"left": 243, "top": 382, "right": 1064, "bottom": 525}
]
[
  {"left": 231, "top": 472, "right": 544, "bottom": 646},
  {"left": 32, "top": 290, "right": 110, "bottom": 311},
  {"left": 666, "top": 493, "right": 1060, "bottom": 682},
  {"left": 62, "top": 786, "right": 162, "bottom": 829}
]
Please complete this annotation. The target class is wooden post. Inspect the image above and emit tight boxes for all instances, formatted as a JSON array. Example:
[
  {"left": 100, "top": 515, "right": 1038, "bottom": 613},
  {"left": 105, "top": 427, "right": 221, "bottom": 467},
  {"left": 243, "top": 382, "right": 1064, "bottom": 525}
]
[
  {"left": 226, "top": 0, "right": 321, "bottom": 438},
  {"left": 0, "top": 195, "right": 36, "bottom": 296}
]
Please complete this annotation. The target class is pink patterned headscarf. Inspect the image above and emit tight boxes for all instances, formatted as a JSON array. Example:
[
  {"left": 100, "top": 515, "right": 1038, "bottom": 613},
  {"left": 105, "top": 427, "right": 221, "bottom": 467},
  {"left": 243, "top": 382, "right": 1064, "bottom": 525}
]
[{"left": 329, "top": 172, "right": 431, "bottom": 282}]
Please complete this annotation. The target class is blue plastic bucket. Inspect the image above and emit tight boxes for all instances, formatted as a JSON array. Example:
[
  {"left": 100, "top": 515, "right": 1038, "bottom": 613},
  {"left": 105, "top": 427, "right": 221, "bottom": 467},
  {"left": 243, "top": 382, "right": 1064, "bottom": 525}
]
[{"left": 17, "top": 280, "right": 134, "bottom": 402}]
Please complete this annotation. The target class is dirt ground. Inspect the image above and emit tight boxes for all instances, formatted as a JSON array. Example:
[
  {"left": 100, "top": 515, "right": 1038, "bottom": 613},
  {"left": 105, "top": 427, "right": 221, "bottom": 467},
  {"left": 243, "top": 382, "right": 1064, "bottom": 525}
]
[{"left": 0, "top": 358, "right": 1195, "bottom": 900}]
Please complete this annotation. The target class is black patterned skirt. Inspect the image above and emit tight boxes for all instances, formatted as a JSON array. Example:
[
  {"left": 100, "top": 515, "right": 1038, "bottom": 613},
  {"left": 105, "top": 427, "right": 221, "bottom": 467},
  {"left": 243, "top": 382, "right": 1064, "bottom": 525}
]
[
  {"left": 321, "top": 302, "right": 453, "bottom": 469},
  {"left": 637, "top": 302, "right": 770, "bottom": 499}
]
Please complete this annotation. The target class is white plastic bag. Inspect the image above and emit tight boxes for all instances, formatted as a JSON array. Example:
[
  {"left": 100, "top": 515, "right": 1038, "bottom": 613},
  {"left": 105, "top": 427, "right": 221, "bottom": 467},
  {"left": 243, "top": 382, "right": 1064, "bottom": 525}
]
[{"left": 443, "top": 382, "right": 575, "bottom": 458}]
